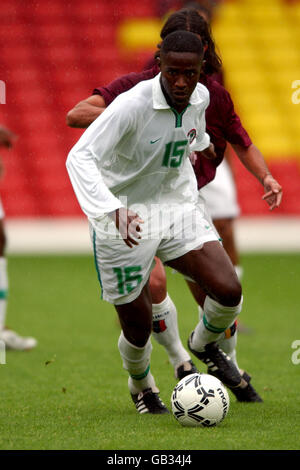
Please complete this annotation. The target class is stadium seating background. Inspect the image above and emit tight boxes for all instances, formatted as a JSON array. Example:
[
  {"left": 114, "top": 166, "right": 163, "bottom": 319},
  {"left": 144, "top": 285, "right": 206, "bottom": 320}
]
[{"left": 0, "top": 0, "right": 299, "bottom": 218}]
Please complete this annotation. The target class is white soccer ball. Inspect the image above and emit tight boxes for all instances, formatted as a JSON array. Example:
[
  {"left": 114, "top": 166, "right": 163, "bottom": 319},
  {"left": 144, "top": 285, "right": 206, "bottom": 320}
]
[{"left": 171, "top": 373, "right": 230, "bottom": 427}]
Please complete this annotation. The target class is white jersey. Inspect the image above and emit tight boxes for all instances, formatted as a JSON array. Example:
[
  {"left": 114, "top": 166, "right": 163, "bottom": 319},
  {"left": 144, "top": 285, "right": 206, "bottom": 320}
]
[{"left": 66, "top": 73, "right": 210, "bottom": 221}]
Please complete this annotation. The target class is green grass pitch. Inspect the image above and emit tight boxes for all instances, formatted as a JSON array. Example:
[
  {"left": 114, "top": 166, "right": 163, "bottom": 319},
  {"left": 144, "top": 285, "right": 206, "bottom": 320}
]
[{"left": 0, "top": 253, "right": 300, "bottom": 450}]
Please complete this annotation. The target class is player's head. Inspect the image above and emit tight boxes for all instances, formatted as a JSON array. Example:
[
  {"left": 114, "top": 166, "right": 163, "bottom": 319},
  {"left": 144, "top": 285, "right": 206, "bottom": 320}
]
[
  {"left": 159, "top": 30, "right": 204, "bottom": 112},
  {"left": 159, "top": 8, "right": 222, "bottom": 76},
  {"left": 160, "top": 29, "right": 204, "bottom": 60},
  {"left": 181, "top": 1, "right": 215, "bottom": 23}
]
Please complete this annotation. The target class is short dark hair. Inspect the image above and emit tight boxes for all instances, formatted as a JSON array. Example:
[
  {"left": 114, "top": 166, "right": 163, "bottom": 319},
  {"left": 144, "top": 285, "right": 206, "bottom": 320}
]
[{"left": 160, "top": 30, "right": 204, "bottom": 59}]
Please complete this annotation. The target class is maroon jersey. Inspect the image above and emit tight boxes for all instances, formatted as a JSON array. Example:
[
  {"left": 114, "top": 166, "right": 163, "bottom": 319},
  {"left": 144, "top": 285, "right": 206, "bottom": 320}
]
[{"left": 93, "top": 65, "right": 252, "bottom": 189}]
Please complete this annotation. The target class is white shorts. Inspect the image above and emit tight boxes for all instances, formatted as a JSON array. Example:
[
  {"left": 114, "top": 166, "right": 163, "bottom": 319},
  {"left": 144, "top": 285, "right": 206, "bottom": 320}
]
[
  {"left": 200, "top": 159, "right": 240, "bottom": 220},
  {"left": 90, "top": 202, "right": 218, "bottom": 305}
]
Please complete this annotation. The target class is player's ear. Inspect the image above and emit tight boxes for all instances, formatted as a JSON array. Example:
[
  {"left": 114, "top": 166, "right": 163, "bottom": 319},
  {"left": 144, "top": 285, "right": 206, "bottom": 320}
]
[
  {"left": 155, "top": 44, "right": 161, "bottom": 69},
  {"left": 154, "top": 44, "right": 160, "bottom": 68}
]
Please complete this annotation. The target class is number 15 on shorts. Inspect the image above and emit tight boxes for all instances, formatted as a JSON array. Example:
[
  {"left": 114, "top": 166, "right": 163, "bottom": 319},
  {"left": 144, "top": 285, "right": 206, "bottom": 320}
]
[{"left": 113, "top": 266, "right": 143, "bottom": 295}]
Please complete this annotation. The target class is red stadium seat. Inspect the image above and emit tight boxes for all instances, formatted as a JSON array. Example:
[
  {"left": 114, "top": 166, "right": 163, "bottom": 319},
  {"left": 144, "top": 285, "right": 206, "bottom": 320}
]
[
  {"left": 33, "top": 24, "right": 73, "bottom": 47},
  {"left": 68, "top": 2, "right": 119, "bottom": 24},
  {"left": 7, "top": 66, "right": 41, "bottom": 85},
  {"left": 0, "top": 1, "right": 19, "bottom": 22},
  {"left": 117, "top": 0, "right": 156, "bottom": 18},
  {"left": 1, "top": 193, "right": 40, "bottom": 217}
]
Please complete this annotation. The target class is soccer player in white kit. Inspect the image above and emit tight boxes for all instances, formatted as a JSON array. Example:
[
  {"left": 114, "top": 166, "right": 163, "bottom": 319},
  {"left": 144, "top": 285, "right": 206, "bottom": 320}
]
[
  {"left": 0, "top": 125, "right": 37, "bottom": 350},
  {"left": 67, "top": 31, "right": 247, "bottom": 414}
]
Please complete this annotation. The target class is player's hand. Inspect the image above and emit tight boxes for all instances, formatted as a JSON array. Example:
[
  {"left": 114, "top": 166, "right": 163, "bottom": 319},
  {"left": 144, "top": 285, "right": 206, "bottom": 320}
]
[
  {"left": 111, "top": 207, "right": 144, "bottom": 248},
  {"left": 199, "top": 143, "right": 216, "bottom": 161},
  {"left": 189, "top": 151, "right": 198, "bottom": 166},
  {"left": 262, "top": 174, "right": 282, "bottom": 210},
  {"left": 0, "top": 126, "right": 17, "bottom": 148}
]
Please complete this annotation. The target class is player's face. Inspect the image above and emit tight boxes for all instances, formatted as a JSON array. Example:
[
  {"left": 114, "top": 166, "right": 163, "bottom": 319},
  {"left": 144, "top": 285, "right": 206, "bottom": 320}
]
[{"left": 159, "top": 51, "right": 202, "bottom": 113}]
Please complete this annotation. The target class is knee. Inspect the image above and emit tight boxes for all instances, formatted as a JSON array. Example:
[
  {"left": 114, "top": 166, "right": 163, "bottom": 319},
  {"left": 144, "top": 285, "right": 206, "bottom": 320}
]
[
  {"left": 121, "top": 315, "right": 152, "bottom": 348},
  {"left": 116, "top": 282, "right": 153, "bottom": 348},
  {"left": 125, "top": 325, "right": 152, "bottom": 348},
  {"left": 215, "top": 278, "right": 242, "bottom": 307}
]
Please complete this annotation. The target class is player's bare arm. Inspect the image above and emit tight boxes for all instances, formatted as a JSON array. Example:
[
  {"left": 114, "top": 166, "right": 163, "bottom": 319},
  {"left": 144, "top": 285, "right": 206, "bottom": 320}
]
[
  {"left": 189, "top": 143, "right": 216, "bottom": 166},
  {"left": 109, "top": 207, "right": 144, "bottom": 249},
  {"left": 198, "top": 142, "right": 216, "bottom": 160},
  {"left": 66, "top": 95, "right": 106, "bottom": 128},
  {"left": 232, "top": 143, "right": 282, "bottom": 210}
]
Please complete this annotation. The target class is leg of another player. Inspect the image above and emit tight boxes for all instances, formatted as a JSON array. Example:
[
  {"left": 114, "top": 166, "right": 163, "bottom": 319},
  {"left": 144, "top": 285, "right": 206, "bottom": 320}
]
[
  {"left": 149, "top": 257, "right": 197, "bottom": 379},
  {"left": 0, "top": 220, "right": 7, "bottom": 331},
  {"left": 0, "top": 219, "right": 37, "bottom": 350},
  {"left": 116, "top": 282, "right": 169, "bottom": 414}
]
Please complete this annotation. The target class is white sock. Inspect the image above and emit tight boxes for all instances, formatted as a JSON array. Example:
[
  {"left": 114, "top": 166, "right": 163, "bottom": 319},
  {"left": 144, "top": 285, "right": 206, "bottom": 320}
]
[
  {"left": 197, "top": 267, "right": 242, "bottom": 365},
  {"left": 0, "top": 257, "right": 8, "bottom": 331},
  {"left": 234, "top": 265, "right": 243, "bottom": 281},
  {"left": 218, "top": 328, "right": 238, "bottom": 368},
  {"left": 152, "top": 294, "right": 190, "bottom": 368},
  {"left": 198, "top": 304, "right": 204, "bottom": 322},
  {"left": 118, "top": 331, "right": 158, "bottom": 395},
  {"left": 190, "top": 295, "right": 243, "bottom": 352},
  {"left": 198, "top": 305, "right": 239, "bottom": 368}
]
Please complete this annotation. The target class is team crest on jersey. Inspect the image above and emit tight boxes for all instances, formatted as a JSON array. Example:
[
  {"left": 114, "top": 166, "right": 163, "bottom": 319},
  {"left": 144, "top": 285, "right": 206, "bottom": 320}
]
[{"left": 187, "top": 128, "right": 196, "bottom": 144}]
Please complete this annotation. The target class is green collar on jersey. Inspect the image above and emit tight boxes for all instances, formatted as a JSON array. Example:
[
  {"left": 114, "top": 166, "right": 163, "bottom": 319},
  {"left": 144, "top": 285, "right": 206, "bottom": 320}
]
[{"left": 170, "top": 104, "right": 191, "bottom": 128}]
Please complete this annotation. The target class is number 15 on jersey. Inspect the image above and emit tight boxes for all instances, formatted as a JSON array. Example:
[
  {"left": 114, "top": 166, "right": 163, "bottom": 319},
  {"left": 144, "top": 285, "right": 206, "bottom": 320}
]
[{"left": 162, "top": 140, "right": 188, "bottom": 168}]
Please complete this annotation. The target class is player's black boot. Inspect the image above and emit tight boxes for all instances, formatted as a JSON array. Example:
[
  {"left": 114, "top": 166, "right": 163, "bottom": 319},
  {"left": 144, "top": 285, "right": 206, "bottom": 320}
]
[
  {"left": 228, "top": 371, "right": 263, "bottom": 402},
  {"left": 187, "top": 332, "right": 245, "bottom": 389},
  {"left": 175, "top": 360, "right": 199, "bottom": 380},
  {"left": 131, "top": 388, "right": 170, "bottom": 414}
]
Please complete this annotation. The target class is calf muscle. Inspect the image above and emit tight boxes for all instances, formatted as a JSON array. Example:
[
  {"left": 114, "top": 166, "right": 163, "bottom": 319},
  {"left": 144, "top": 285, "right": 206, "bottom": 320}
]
[{"left": 115, "top": 282, "right": 153, "bottom": 347}]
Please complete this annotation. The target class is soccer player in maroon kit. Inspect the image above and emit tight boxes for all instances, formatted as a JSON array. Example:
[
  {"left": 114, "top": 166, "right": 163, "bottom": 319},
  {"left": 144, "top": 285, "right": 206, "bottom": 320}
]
[{"left": 67, "top": 9, "right": 282, "bottom": 402}]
